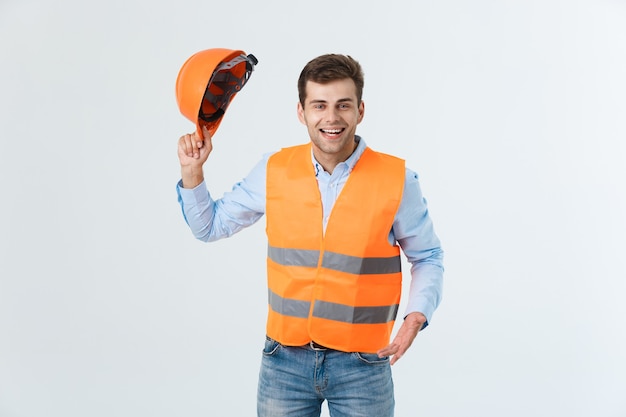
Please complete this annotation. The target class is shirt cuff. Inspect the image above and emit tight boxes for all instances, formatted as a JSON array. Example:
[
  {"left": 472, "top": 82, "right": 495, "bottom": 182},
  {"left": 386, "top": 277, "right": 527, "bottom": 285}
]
[
  {"left": 403, "top": 297, "right": 436, "bottom": 330},
  {"left": 176, "top": 179, "right": 210, "bottom": 205}
]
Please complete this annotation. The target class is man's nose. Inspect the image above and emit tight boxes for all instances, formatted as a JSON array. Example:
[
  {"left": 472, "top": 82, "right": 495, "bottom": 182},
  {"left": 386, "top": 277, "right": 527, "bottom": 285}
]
[{"left": 324, "top": 107, "right": 340, "bottom": 122}]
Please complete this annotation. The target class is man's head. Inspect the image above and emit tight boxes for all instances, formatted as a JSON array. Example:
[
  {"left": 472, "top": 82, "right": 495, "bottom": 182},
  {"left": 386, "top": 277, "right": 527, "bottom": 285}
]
[
  {"left": 297, "top": 54, "right": 364, "bottom": 107},
  {"left": 296, "top": 54, "right": 366, "bottom": 172}
]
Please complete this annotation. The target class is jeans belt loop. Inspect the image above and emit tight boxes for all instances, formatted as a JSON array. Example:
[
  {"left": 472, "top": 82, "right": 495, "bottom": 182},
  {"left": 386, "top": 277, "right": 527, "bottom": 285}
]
[{"left": 309, "top": 341, "right": 327, "bottom": 351}]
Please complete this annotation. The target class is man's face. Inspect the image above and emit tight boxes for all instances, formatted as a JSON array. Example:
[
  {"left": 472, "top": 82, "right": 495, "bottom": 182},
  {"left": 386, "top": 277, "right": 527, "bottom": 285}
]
[{"left": 297, "top": 79, "right": 365, "bottom": 168}]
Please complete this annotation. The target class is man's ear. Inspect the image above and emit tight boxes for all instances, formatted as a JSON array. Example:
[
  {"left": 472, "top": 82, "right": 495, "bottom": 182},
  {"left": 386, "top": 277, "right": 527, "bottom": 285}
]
[
  {"left": 297, "top": 102, "right": 306, "bottom": 125},
  {"left": 357, "top": 101, "right": 365, "bottom": 124}
]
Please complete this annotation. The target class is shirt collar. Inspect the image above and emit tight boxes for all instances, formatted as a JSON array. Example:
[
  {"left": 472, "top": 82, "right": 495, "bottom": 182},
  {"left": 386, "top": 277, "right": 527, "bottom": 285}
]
[{"left": 312, "top": 135, "right": 367, "bottom": 175}]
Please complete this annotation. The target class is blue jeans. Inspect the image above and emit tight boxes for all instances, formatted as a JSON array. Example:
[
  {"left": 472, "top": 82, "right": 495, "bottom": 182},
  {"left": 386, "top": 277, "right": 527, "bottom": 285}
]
[{"left": 257, "top": 337, "right": 394, "bottom": 417}]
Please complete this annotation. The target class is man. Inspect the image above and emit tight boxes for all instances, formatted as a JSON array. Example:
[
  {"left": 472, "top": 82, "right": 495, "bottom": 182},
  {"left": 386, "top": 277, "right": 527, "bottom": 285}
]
[{"left": 176, "top": 54, "right": 443, "bottom": 417}]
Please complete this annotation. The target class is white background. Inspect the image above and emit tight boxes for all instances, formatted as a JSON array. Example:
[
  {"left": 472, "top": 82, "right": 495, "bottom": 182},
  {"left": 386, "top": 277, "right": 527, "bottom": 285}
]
[{"left": 1, "top": 0, "right": 625, "bottom": 416}]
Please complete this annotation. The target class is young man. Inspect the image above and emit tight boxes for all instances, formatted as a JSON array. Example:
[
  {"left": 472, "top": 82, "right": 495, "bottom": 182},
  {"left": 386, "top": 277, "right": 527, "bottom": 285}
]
[{"left": 176, "top": 54, "right": 444, "bottom": 417}]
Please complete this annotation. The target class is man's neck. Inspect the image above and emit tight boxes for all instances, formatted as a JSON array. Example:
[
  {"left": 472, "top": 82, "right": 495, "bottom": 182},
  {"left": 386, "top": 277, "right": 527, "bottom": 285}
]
[{"left": 313, "top": 141, "right": 358, "bottom": 175}]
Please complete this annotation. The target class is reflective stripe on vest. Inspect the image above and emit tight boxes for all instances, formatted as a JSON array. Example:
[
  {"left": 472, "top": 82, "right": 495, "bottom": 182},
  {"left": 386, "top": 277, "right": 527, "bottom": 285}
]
[
  {"left": 268, "top": 288, "right": 400, "bottom": 324},
  {"left": 265, "top": 143, "right": 405, "bottom": 353},
  {"left": 268, "top": 246, "right": 401, "bottom": 275}
]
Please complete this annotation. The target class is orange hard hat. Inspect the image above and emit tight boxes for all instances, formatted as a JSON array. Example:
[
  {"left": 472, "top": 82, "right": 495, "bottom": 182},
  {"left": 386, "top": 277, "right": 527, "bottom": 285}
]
[{"left": 176, "top": 48, "right": 258, "bottom": 139}]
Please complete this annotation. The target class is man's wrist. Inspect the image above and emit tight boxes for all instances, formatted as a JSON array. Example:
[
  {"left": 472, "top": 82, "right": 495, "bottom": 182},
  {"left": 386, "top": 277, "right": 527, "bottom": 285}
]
[
  {"left": 405, "top": 312, "right": 427, "bottom": 328},
  {"left": 181, "top": 166, "right": 204, "bottom": 189}
]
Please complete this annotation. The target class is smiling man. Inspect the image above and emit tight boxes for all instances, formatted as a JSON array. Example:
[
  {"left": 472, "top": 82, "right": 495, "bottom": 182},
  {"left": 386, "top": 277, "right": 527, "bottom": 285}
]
[
  {"left": 176, "top": 54, "right": 444, "bottom": 417},
  {"left": 297, "top": 78, "right": 364, "bottom": 172}
]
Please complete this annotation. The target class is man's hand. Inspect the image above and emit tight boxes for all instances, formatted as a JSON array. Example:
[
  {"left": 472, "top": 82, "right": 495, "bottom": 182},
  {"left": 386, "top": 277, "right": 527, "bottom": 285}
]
[
  {"left": 178, "top": 126, "right": 213, "bottom": 189},
  {"left": 377, "top": 312, "right": 427, "bottom": 365}
]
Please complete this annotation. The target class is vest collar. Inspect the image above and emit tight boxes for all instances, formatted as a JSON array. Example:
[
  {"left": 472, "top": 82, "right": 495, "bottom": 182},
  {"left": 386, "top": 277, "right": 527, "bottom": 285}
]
[{"left": 311, "top": 135, "right": 366, "bottom": 176}]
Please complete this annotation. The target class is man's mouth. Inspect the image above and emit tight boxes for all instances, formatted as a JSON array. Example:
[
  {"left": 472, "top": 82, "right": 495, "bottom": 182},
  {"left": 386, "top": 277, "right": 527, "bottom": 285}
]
[{"left": 320, "top": 128, "right": 345, "bottom": 136}]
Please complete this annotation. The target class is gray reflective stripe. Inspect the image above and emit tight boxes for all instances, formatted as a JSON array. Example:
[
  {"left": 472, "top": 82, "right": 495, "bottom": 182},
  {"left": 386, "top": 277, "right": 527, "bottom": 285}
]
[
  {"left": 268, "top": 246, "right": 320, "bottom": 268},
  {"left": 268, "top": 246, "right": 401, "bottom": 275},
  {"left": 322, "top": 251, "right": 401, "bottom": 275},
  {"left": 268, "top": 289, "right": 311, "bottom": 319},
  {"left": 313, "top": 300, "right": 399, "bottom": 324}
]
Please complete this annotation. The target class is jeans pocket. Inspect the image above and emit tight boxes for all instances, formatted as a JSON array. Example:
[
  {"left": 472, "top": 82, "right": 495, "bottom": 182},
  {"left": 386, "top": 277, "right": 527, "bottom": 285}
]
[
  {"left": 262, "top": 336, "right": 281, "bottom": 356},
  {"left": 353, "top": 352, "right": 390, "bottom": 365}
]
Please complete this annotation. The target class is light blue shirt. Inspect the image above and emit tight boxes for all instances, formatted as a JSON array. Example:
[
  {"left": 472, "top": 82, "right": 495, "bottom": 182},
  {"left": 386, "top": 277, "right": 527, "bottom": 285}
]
[{"left": 176, "top": 137, "right": 443, "bottom": 326}]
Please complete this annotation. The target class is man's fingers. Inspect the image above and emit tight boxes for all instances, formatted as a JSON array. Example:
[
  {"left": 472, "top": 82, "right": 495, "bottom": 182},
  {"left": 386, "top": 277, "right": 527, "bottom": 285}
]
[
  {"left": 377, "top": 316, "right": 424, "bottom": 365},
  {"left": 189, "top": 132, "right": 201, "bottom": 157},
  {"left": 201, "top": 126, "right": 213, "bottom": 153},
  {"left": 390, "top": 352, "right": 403, "bottom": 366},
  {"left": 193, "top": 130, "right": 205, "bottom": 150},
  {"left": 378, "top": 339, "right": 410, "bottom": 365},
  {"left": 178, "top": 134, "right": 192, "bottom": 157},
  {"left": 377, "top": 342, "right": 400, "bottom": 358},
  {"left": 390, "top": 342, "right": 409, "bottom": 365},
  {"left": 178, "top": 133, "right": 203, "bottom": 158}
]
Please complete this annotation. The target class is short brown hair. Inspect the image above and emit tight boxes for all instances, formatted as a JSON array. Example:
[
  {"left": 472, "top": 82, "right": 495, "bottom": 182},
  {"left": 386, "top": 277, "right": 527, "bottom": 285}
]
[{"left": 297, "top": 54, "right": 364, "bottom": 106}]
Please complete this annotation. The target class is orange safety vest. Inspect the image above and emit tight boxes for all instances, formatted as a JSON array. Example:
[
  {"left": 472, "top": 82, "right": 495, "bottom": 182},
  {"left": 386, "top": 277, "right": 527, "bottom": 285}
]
[{"left": 265, "top": 143, "right": 405, "bottom": 353}]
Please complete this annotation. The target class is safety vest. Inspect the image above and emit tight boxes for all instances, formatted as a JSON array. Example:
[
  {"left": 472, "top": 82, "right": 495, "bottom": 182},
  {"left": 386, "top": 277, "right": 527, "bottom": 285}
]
[{"left": 265, "top": 143, "right": 405, "bottom": 353}]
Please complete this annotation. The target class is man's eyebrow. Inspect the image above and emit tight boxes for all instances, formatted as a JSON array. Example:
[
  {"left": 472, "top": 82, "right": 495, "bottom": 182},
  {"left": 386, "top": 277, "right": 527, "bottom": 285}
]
[{"left": 308, "top": 97, "right": 354, "bottom": 104}]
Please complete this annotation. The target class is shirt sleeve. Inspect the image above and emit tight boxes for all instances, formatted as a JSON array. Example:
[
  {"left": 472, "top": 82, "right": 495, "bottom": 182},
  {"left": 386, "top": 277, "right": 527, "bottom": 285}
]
[
  {"left": 394, "top": 168, "right": 444, "bottom": 328},
  {"left": 175, "top": 154, "right": 271, "bottom": 242}
]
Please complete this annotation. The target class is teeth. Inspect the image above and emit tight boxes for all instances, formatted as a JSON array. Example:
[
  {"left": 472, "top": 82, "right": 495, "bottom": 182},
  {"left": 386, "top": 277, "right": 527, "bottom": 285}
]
[{"left": 322, "top": 129, "right": 342, "bottom": 134}]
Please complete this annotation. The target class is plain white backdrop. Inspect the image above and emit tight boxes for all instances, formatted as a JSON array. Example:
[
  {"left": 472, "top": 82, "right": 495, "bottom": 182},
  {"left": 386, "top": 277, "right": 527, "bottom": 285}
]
[{"left": 1, "top": 0, "right": 625, "bottom": 416}]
